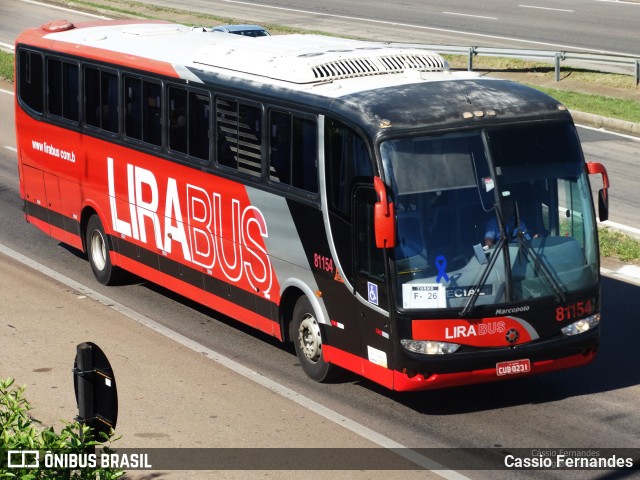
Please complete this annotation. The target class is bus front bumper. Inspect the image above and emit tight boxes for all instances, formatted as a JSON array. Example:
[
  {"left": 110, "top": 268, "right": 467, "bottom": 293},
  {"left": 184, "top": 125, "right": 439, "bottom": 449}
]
[{"left": 392, "top": 328, "right": 598, "bottom": 392}]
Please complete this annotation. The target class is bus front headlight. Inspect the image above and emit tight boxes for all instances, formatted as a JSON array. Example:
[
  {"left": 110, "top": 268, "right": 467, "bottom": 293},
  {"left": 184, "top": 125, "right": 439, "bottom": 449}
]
[
  {"left": 561, "top": 313, "right": 600, "bottom": 336},
  {"left": 401, "top": 339, "right": 460, "bottom": 355}
]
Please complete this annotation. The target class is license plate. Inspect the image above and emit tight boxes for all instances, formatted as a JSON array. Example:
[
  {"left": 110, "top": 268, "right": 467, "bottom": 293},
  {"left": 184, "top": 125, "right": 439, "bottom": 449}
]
[{"left": 496, "top": 359, "right": 531, "bottom": 376}]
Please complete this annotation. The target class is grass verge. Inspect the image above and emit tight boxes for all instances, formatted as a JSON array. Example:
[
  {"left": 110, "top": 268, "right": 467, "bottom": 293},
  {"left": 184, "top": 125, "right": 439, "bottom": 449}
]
[
  {"left": 529, "top": 86, "right": 640, "bottom": 124},
  {"left": 599, "top": 228, "right": 640, "bottom": 264},
  {"left": 0, "top": 50, "right": 13, "bottom": 82}
]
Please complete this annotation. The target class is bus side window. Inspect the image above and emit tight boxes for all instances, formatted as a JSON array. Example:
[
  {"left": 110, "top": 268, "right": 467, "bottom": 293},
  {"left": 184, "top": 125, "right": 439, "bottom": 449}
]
[
  {"left": 18, "top": 49, "right": 44, "bottom": 114},
  {"left": 168, "top": 85, "right": 188, "bottom": 154},
  {"left": 48, "top": 58, "right": 78, "bottom": 121},
  {"left": 101, "top": 71, "right": 118, "bottom": 133},
  {"left": 84, "top": 67, "right": 100, "bottom": 128},
  {"left": 84, "top": 67, "right": 118, "bottom": 133},
  {"left": 269, "top": 110, "right": 291, "bottom": 184},
  {"left": 62, "top": 62, "right": 79, "bottom": 122},
  {"left": 168, "top": 86, "right": 210, "bottom": 162},
  {"left": 325, "top": 119, "right": 372, "bottom": 217},
  {"left": 124, "top": 76, "right": 142, "bottom": 140},
  {"left": 269, "top": 110, "right": 318, "bottom": 193},
  {"left": 189, "top": 91, "right": 211, "bottom": 162},
  {"left": 143, "top": 81, "right": 162, "bottom": 146},
  {"left": 292, "top": 117, "right": 318, "bottom": 192},
  {"left": 47, "top": 58, "right": 63, "bottom": 118}
]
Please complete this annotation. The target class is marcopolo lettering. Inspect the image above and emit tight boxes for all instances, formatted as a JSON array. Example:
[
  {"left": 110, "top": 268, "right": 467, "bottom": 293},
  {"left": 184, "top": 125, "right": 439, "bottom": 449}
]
[{"left": 495, "top": 305, "right": 530, "bottom": 315}]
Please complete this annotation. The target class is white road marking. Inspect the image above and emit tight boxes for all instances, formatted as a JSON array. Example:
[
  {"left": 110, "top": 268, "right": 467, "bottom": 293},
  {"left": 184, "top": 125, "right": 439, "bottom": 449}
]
[
  {"left": 442, "top": 12, "right": 498, "bottom": 20},
  {"left": 518, "top": 5, "right": 574, "bottom": 13},
  {"left": 595, "top": 0, "right": 640, "bottom": 5},
  {"left": 576, "top": 123, "right": 640, "bottom": 142}
]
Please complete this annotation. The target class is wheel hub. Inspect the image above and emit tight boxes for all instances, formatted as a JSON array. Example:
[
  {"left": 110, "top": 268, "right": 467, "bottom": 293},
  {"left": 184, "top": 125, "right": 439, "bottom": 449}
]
[
  {"left": 298, "top": 314, "right": 321, "bottom": 363},
  {"left": 90, "top": 230, "right": 107, "bottom": 271}
]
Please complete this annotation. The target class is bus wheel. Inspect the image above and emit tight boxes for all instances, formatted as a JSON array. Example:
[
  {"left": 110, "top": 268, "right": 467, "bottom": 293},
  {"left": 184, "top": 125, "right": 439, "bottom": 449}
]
[
  {"left": 86, "top": 215, "right": 117, "bottom": 285},
  {"left": 292, "top": 296, "right": 335, "bottom": 382}
]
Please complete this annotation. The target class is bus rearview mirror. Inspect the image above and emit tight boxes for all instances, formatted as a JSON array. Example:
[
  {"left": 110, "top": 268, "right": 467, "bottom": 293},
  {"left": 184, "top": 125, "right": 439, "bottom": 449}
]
[
  {"left": 586, "top": 162, "right": 610, "bottom": 223},
  {"left": 598, "top": 189, "right": 608, "bottom": 222},
  {"left": 373, "top": 176, "right": 396, "bottom": 249}
]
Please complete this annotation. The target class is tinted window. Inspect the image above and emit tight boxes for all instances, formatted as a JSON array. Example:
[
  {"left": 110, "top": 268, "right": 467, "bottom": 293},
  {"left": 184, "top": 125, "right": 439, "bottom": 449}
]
[
  {"left": 124, "top": 75, "right": 142, "bottom": 140},
  {"left": 169, "top": 86, "right": 210, "bottom": 161},
  {"left": 169, "top": 86, "right": 188, "bottom": 154},
  {"left": 269, "top": 110, "right": 318, "bottom": 192},
  {"left": 325, "top": 119, "right": 372, "bottom": 216},
  {"left": 47, "top": 58, "right": 79, "bottom": 122},
  {"left": 18, "top": 50, "right": 44, "bottom": 114},
  {"left": 84, "top": 66, "right": 118, "bottom": 133},
  {"left": 143, "top": 81, "right": 162, "bottom": 146}
]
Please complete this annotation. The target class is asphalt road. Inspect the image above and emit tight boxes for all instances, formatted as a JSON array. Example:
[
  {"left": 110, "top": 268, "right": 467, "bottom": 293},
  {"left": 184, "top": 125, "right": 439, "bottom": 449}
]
[
  {"left": 126, "top": 0, "right": 640, "bottom": 54},
  {"left": 4, "top": 0, "right": 640, "bottom": 55},
  {"left": 2, "top": 2, "right": 640, "bottom": 479}
]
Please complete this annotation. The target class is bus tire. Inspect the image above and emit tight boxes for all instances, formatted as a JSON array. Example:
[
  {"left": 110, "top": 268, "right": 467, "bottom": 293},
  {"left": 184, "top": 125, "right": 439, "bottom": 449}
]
[
  {"left": 292, "top": 296, "right": 336, "bottom": 382},
  {"left": 86, "top": 214, "right": 118, "bottom": 285}
]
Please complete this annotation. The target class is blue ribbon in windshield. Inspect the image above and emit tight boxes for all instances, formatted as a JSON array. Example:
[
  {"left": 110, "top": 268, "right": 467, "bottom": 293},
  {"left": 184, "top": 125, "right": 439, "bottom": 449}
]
[{"left": 435, "top": 255, "right": 449, "bottom": 283}]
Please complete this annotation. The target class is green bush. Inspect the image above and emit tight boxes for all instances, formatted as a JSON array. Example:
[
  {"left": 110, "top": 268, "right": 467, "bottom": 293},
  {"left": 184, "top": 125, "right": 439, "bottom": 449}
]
[{"left": 0, "top": 377, "right": 124, "bottom": 479}]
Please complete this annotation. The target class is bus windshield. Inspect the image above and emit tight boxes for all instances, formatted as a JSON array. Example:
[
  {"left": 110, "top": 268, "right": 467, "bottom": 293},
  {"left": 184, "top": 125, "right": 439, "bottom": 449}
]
[{"left": 380, "top": 122, "right": 599, "bottom": 312}]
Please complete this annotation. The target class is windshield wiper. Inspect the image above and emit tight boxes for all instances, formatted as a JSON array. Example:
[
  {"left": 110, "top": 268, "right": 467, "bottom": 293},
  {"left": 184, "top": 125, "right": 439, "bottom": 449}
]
[
  {"left": 514, "top": 231, "right": 567, "bottom": 303},
  {"left": 512, "top": 202, "right": 567, "bottom": 303},
  {"left": 460, "top": 236, "right": 506, "bottom": 317},
  {"left": 460, "top": 200, "right": 510, "bottom": 318}
]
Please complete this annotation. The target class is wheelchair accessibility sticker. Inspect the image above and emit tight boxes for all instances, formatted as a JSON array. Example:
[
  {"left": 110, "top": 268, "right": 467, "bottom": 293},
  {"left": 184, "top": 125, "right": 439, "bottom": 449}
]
[{"left": 368, "top": 281, "right": 379, "bottom": 305}]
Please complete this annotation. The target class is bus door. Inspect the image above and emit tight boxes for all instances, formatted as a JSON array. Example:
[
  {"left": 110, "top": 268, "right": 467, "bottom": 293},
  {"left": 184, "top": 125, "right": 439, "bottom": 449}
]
[{"left": 353, "top": 185, "right": 394, "bottom": 385}]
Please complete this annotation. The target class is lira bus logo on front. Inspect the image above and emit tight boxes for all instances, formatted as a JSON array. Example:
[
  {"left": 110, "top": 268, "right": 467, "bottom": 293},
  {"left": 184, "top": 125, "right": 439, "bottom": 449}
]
[
  {"left": 445, "top": 320, "right": 506, "bottom": 339},
  {"left": 107, "top": 157, "right": 273, "bottom": 296}
]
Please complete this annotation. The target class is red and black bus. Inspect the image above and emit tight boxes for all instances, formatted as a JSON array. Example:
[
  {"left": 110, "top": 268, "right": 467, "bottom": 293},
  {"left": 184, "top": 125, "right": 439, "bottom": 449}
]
[{"left": 15, "top": 20, "right": 609, "bottom": 391}]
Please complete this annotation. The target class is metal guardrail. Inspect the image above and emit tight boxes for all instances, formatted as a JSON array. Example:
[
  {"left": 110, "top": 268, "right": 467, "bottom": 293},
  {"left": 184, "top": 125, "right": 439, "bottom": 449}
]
[{"left": 393, "top": 44, "right": 640, "bottom": 86}]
